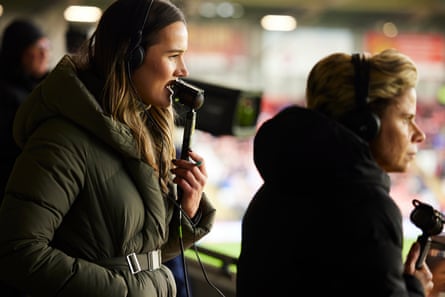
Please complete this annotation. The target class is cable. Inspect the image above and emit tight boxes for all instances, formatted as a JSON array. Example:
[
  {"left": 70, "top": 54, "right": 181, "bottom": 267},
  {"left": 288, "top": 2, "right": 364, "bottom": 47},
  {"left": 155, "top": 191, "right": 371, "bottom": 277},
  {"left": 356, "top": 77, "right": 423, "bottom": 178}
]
[
  {"left": 166, "top": 195, "right": 226, "bottom": 297},
  {"left": 191, "top": 244, "right": 226, "bottom": 297},
  {"left": 168, "top": 80, "right": 225, "bottom": 297},
  {"left": 176, "top": 108, "right": 195, "bottom": 297}
]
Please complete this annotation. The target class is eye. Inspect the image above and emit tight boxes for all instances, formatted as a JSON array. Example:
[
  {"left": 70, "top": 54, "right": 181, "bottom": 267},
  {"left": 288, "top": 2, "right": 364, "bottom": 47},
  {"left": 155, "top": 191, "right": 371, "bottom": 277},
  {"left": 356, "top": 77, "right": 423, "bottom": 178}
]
[
  {"left": 406, "top": 115, "right": 416, "bottom": 125},
  {"left": 169, "top": 53, "right": 181, "bottom": 59}
]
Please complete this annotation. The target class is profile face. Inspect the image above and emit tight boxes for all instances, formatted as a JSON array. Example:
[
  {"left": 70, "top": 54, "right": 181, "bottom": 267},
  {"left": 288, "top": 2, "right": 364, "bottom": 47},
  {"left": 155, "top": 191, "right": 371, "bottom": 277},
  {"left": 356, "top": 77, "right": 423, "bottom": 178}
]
[
  {"left": 131, "top": 21, "right": 189, "bottom": 108},
  {"left": 370, "top": 87, "right": 426, "bottom": 173}
]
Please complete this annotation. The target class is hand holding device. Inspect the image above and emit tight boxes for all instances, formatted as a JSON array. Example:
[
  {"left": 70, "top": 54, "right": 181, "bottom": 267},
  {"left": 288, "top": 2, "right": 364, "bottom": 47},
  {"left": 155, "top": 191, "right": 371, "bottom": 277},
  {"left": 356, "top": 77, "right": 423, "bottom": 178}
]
[
  {"left": 410, "top": 199, "right": 445, "bottom": 269},
  {"left": 170, "top": 79, "right": 205, "bottom": 201}
]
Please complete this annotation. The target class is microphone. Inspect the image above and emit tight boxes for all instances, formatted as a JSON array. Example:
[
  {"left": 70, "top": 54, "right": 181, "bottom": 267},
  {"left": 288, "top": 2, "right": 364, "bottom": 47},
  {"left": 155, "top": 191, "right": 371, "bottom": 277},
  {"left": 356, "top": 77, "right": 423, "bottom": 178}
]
[
  {"left": 170, "top": 79, "right": 205, "bottom": 200},
  {"left": 410, "top": 199, "right": 445, "bottom": 269},
  {"left": 171, "top": 79, "right": 204, "bottom": 110}
]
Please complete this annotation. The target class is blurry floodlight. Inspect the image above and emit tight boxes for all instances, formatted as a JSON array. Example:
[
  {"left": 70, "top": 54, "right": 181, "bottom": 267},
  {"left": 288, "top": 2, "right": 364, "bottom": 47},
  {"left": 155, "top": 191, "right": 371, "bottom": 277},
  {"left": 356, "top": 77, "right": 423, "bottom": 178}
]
[
  {"left": 64, "top": 5, "right": 102, "bottom": 23},
  {"left": 199, "top": 1, "right": 244, "bottom": 19},
  {"left": 199, "top": 2, "right": 217, "bottom": 18},
  {"left": 382, "top": 22, "right": 398, "bottom": 38},
  {"left": 0, "top": 5, "right": 3, "bottom": 17},
  {"left": 261, "top": 15, "right": 297, "bottom": 31},
  {"left": 216, "top": 2, "right": 234, "bottom": 18},
  {"left": 231, "top": 3, "right": 244, "bottom": 18}
]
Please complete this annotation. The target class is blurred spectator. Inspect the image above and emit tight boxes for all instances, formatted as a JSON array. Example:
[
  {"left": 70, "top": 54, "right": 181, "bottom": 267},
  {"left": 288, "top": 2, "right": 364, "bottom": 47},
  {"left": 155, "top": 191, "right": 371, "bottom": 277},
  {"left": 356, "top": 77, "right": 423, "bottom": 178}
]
[
  {"left": 0, "top": 18, "right": 50, "bottom": 199},
  {"left": 0, "top": 18, "right": 50, "bottom": 297}
]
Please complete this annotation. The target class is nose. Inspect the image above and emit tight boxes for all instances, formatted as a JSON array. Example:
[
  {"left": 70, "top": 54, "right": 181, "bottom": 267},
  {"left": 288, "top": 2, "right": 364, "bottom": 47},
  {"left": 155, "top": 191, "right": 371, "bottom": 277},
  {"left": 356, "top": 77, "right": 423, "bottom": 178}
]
[
  {"left": 174, "top": 58, "right": 189, "bottom": 77},
  {"left": 413, "top": 122, "right": 426, "bottom": 144}
]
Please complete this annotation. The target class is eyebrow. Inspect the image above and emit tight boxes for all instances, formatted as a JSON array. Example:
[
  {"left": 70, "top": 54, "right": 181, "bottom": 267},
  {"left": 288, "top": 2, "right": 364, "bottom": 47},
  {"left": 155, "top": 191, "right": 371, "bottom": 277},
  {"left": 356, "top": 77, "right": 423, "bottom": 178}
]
[
  {"left": 166, "top": 48, "right": 186, "bottom": 54},
  {"left": 401, "top": 112, "right": 416, "bottom": 120}
]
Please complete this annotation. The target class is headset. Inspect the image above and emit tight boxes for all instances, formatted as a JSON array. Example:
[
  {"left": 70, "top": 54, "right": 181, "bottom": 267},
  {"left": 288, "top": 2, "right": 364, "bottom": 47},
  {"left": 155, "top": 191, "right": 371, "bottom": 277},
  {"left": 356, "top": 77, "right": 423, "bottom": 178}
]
[
  {"left": 126, "top": 0, "right": 154, "bottom": 74},
  {"left": 341, "top": 53, "right": 381, "bottom": 141}
]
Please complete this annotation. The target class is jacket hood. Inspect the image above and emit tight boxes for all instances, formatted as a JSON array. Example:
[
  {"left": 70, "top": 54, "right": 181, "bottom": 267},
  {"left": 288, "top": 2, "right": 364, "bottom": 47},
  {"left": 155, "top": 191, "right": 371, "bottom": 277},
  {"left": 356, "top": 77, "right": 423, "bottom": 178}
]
[
  {"left": 254, "top": 105, "right": 389, "bottom": 187},
  {"left": 13, "top": 55, "right": 139, "bottom": 159}
]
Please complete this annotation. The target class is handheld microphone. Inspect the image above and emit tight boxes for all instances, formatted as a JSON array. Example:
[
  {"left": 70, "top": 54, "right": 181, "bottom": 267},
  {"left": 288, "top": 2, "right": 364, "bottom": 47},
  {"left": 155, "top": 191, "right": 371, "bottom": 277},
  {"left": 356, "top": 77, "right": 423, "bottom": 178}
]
[
  {"left": 171, "top": 79, "right": 205, "bottom": 201},
  {"left": 169, "top": 79, "right": 205, "bottom": 297},
  {"left": 410, "top": 199, "right": 445, "bottom": 269},
  {"left": 171, "top": 79, "right": 204, "bottom": 110}
]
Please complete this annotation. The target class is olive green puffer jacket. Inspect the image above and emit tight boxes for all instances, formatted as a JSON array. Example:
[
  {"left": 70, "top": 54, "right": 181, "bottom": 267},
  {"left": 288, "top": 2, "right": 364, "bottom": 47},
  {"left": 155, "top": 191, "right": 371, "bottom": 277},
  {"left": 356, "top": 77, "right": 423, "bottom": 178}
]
[{"left": 0, "top": 55, "right": 216, "bottom": 297}]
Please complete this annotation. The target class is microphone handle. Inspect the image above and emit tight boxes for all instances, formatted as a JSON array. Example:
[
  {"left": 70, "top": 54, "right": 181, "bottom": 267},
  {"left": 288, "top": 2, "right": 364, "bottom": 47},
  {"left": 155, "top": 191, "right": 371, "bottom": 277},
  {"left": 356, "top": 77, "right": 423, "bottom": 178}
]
[
  {"left": 178, "top": 109, "right": 196, "bottom": 202},
  {"left": 416, "top": 234, "right": 431, "bottom": 270}
]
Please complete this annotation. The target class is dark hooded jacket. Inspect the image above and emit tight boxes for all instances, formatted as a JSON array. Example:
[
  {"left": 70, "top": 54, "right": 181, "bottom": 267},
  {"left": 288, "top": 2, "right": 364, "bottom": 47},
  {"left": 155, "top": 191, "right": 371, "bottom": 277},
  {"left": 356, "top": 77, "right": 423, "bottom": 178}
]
[
  {"left": 0, "top": 19, "right": 48, "bottom": 200},
  {"left": 0, "top": 55, "right": 216, "bottom": 297},
  {"left": 236, "top": 105, "right": 424, "bottom": 297}
]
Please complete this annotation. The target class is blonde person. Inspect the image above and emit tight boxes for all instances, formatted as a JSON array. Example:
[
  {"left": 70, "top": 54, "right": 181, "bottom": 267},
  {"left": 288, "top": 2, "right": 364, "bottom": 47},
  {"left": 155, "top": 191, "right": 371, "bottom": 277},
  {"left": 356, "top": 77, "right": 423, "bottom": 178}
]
[
  {"left": 0, "top": 0, "right": 216, "bottom": 296},
  {"left": 237, "top": 49, "right": 432, "bottom": 297}
]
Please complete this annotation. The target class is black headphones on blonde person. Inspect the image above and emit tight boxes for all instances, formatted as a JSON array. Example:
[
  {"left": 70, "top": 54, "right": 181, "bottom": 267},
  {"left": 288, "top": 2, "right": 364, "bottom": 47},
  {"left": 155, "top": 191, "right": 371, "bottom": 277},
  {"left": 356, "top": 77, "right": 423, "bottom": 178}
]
[
  {"left": 126, "top": 0, "right": 154, "bottom": 74},
  {"left": 340, "top": 53, "right": 381, "bottom": 141}
]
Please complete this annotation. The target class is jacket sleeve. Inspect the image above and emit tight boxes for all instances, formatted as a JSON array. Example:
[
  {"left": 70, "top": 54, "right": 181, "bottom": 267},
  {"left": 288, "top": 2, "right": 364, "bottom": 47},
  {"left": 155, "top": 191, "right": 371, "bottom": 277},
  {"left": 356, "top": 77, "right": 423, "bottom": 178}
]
[
  {"left": 0, "top": 120, "right": 129, "bottom": 297},
  {"left": 162, "top": 192, "right": 216, "bottom": 261}
]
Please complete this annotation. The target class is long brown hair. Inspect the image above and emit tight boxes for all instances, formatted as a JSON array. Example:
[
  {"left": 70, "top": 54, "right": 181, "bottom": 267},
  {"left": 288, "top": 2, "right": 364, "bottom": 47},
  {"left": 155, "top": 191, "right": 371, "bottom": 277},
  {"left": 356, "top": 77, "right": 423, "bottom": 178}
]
[{"left": 76, "top": 0, "right": 186, "bottom": 194}]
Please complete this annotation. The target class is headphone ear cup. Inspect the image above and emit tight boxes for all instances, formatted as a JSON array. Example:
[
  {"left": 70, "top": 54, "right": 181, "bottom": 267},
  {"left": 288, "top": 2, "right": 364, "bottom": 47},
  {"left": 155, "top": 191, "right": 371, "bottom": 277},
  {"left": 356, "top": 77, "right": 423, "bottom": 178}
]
[
  {"left": 341, "top": 109, "right": 380, "bottom": 141},
  {"left": 128, "top": 45, "right": 145, "bottom": 72}
]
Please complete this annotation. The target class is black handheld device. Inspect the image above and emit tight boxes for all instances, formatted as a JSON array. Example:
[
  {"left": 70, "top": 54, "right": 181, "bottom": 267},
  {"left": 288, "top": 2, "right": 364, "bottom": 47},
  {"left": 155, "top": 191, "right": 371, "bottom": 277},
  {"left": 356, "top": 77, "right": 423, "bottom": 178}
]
[
  {"left": 170, "top": 79, "right": 205, "bottom": 200},
  {"left": 171, "top": 79, "right": 204, "bottom": 111},
  {"left": 170, "top": 79, "right": 204, "bottom": 160},
  {"left": 410, "top": 199, "right": 445, "bottom": 269}
]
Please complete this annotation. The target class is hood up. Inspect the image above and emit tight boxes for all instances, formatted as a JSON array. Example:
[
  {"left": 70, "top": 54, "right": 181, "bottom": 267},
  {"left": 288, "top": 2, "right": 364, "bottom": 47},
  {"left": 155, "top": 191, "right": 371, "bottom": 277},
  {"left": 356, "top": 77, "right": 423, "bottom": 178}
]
[{"left": 254, "top": 105, "right": 388, "bottom": 187}]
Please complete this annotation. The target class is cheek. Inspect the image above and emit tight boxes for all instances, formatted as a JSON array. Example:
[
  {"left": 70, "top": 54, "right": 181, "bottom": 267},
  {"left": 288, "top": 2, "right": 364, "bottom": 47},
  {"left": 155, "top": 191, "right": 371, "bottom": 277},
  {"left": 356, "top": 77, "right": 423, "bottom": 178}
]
[
  {"left": 371, "top": 125, "right": 399, "bottom": 166},
  {"left": 156, "top": 59, "right": 174, "bottom": 77}
]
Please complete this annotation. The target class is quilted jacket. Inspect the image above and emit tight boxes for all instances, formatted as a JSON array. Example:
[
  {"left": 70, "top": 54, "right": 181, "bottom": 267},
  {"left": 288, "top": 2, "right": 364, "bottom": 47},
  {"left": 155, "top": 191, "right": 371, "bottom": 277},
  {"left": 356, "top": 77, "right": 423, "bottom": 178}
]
[{"left": 0, "top": 55, "right": 216, "bottom": 297}]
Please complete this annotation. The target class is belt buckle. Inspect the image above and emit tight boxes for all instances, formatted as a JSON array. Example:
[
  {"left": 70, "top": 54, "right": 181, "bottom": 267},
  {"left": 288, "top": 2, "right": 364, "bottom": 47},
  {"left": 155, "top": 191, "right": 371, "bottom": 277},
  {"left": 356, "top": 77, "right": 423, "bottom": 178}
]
[
  {"left": 126, "top": 252, "right": 142, "bottom": 274},
  {"left": 148, "top": 250, "right": 161, "bottom": 271}
]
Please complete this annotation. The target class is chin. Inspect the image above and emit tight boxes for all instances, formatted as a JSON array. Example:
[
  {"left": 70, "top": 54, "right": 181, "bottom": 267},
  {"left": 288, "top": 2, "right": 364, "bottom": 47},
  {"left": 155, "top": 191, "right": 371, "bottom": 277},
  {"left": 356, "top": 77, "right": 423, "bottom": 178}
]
[
  {"left": 385, "top": 164, "right": 408, "bottom": 173},
  {"left": 397, "top": 164, "right": 410, "bottom": 173}
]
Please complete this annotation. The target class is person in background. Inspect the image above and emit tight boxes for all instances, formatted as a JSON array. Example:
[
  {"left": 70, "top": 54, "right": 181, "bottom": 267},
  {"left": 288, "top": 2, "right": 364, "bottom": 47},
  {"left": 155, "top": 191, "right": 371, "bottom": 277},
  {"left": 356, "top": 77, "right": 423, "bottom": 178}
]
[
  {"left": 0, "top": 0, "right": 216, "bottom": 296},
  {"left": 0, "top": 18, "right": 50, "bottom": 297},
  {"left": 236, "top": 49, "right": 432, "bottom": 297},
  {"left": 0, "top": 18, "right": 50, "bottom": 200}
]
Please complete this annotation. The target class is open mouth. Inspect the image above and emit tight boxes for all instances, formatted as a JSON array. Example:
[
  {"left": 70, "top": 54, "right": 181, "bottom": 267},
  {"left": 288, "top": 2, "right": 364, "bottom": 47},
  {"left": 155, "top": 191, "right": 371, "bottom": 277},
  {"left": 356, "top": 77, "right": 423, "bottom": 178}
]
[
  {"left": 166, "top": 82, "right": 175, "bottom": 95},
  {"left": 166, "top": 81, "right": 176, "bottom": 103}
]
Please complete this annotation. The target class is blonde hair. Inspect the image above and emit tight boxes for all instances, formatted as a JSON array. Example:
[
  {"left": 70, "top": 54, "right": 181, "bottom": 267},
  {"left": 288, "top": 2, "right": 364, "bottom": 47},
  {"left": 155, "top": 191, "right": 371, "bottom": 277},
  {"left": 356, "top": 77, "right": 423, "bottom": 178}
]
[{"left": 305, "top": 48, "right": 418, "bottom": 119}]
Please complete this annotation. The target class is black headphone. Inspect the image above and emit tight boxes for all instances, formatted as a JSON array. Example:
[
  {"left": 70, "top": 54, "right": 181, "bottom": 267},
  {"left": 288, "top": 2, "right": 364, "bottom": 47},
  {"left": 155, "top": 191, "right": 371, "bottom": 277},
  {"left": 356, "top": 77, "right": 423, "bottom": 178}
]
[
  {"left": 341, "top": 53, "right": 381, "bottom": 141},
  {"left": 126, "top": 0, "right": 154, "bottom": 73}
]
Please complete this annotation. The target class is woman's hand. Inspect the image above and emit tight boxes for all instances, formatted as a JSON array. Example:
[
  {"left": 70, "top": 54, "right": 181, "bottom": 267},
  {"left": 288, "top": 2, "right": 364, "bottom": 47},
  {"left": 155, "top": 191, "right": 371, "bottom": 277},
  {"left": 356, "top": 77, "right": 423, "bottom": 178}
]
[
  {"left": 171, "top": 150, "right": 207, "bottom": 218},
  {"left": 404, "top": 241, "right": 434, "bottom": 296}
]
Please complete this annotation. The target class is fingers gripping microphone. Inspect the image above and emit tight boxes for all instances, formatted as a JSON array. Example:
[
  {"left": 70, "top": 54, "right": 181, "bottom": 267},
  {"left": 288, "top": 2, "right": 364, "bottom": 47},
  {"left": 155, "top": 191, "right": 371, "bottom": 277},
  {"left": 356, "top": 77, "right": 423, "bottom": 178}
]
[
  {"left": 410, "top": 199, "right": 445, "bottom": 269},
  {"left": 170, "top": 79, "right": 205, "bottom": 201}
]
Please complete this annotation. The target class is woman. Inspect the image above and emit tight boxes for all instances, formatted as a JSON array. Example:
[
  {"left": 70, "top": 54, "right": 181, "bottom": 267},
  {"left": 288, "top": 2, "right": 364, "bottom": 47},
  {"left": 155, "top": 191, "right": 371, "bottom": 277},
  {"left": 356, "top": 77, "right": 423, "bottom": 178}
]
[
  {"left": 0, "top": 0, "right": 216, "bottom": 296},
  {"left": 237, "top": 49, "right": 432, "bottom": 297}
]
